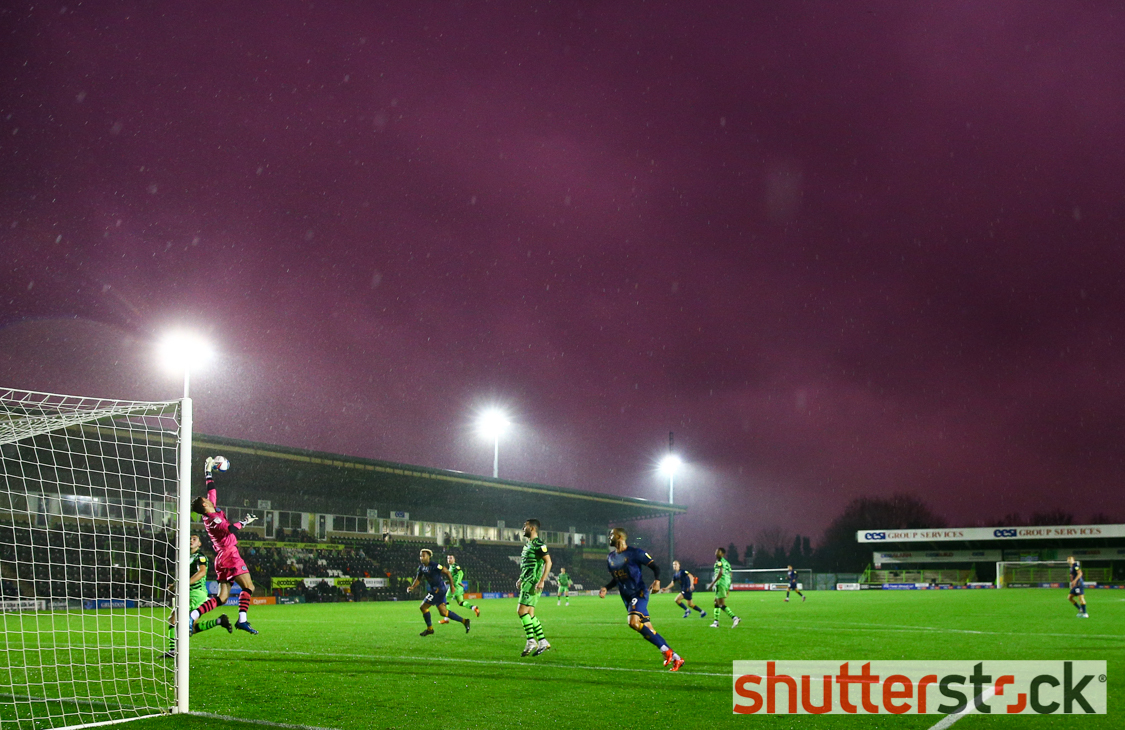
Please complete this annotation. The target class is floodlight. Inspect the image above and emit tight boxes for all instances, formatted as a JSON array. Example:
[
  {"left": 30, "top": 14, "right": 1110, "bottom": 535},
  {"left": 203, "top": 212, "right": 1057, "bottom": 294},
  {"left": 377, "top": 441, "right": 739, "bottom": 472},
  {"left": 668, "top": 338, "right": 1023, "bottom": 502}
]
[
  {"left": 158, "top": 332, "right": 213, "bottom": 373},
  {"left": 477, "top": 408, "right": 510, "bottom": 478},
  {"left": 659, "top": 454, "right": 682, "bottom": 476},
  {"left": 477, "top": 408, "right": 510, "bottom": 439},
  {"left": 157, "top": 331, "right": 213, "bottom": 398}
]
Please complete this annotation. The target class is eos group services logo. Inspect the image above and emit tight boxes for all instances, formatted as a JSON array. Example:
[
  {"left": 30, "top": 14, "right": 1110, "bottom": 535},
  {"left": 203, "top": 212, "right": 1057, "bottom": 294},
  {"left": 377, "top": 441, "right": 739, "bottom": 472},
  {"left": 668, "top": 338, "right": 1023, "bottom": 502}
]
[
  {"left": 993, "top": 529, "right": 1018, "bottom": 538},
  {"left": 864, "top": 532, "right": 887, "bottom": 541}
]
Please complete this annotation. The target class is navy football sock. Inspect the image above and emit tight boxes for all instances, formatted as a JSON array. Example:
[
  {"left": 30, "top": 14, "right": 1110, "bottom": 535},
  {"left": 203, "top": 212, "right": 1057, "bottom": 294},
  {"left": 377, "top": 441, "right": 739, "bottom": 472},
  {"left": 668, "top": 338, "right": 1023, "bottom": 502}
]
[{"left": 640, "top": 626, "right": 668, "bottom": 650}]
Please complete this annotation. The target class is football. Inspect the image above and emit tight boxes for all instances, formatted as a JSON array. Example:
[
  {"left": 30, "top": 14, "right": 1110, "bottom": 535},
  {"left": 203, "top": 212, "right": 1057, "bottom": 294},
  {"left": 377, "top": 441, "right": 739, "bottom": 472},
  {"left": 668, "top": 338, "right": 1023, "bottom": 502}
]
[{"left": 214, "top": 455, "right": 231, "bottom": 471}]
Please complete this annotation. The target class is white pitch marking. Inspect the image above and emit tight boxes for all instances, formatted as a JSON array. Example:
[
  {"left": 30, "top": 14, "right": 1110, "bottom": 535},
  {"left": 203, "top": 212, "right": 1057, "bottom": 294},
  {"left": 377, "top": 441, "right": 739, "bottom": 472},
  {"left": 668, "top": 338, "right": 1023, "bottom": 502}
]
[
  {"left": 779, "top": 620, "right": 1122, "bottom": 641},
  {"left": 192, "top": 711, "right": 341, "bottom": 730},
  {"left": 203, "top": 646, "right": 729, "bottom": 677},
  {"left": 927, "top": 687, "right": 996, "bottom": 730}
]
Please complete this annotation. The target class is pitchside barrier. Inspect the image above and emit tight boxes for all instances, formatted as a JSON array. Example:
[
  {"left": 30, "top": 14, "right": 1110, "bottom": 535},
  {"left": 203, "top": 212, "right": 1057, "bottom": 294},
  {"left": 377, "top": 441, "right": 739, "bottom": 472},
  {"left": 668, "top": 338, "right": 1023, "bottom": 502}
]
[{"left": 730, "top": 568, "right": 812, "bottom": 591}]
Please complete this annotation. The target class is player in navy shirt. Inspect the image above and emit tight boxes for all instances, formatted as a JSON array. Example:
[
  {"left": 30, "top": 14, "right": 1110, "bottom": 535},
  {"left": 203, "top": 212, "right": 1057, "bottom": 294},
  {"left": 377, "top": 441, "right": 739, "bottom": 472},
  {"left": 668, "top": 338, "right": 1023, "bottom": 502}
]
[
  {"left": 599, "top": 527, "right": 684, "bottom": 671},
  {"left": 662, "top": 560, "right": 706, "bottom": 619},
  {"left": 407, "top": 549, "right": 471, "bottom": 635},
  {"left": 1067, "top": 556, "right": 1088, "bottom": 617},
  {"left": 784, "top": 565, "right": 806, "bottom": 603}
]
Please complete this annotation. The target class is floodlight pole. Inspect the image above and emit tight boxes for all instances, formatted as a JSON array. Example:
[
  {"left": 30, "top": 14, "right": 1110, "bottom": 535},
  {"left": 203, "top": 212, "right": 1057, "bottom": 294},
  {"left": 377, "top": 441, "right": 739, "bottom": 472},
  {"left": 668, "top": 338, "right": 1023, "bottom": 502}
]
[
  {"left": 175, "top": 371, "right": 192, "bottom": 713},
  {"left": 493, "top": 435, "right": 500, "bottom": 479},
  {"left": 667, "top": 431, "right": 674, "bottom": 568},
  {"left": 667, "top": 470, "right": 675, "bottom": 568}
]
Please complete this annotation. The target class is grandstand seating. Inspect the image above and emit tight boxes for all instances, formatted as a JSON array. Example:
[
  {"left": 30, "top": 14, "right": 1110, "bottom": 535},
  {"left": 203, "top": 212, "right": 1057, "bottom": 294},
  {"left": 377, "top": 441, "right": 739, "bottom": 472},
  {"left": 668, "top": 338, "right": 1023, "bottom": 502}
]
[{"left": 0, "top": 520, "right": 174, "bottom": 601}]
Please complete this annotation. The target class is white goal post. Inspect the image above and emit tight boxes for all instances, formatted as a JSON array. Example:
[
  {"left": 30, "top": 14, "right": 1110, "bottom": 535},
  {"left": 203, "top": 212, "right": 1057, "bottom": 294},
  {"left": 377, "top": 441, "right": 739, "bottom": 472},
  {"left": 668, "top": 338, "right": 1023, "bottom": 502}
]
[
  {"left": 995, "top": 560, "right": 1072, "bottom": 588},
  {"left": 729, "top": 567, "right": 812, "bottom": 590},
  {"left": 0, "top": 387, "right": 190, "bottom": 729}
]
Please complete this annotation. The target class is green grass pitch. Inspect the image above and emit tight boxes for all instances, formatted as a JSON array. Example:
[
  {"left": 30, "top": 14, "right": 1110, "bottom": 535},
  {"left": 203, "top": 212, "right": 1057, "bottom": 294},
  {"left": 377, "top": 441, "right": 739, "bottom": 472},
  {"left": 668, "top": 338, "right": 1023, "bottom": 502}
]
[{"left": 5, "top": 589, "right": 1122, "bottom": 729}]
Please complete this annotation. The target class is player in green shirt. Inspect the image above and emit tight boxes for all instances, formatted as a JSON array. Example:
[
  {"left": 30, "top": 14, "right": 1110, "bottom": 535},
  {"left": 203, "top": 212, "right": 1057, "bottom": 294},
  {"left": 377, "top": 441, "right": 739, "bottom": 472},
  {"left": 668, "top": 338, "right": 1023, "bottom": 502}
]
[
  {"left": 163, "top": 534, "right": 232, "bottom": 657},
  {"left": 555, "top": 567, "right": 573, "bottom": 606},
  {"left": 438, "top": 554, "right": 479, "bottom": 623},
  {"left": 707, "top": 546, "right": 740, "bottom": 629},
  {"left": 516, "top": 518, "right": 552, "bottom": 656}
]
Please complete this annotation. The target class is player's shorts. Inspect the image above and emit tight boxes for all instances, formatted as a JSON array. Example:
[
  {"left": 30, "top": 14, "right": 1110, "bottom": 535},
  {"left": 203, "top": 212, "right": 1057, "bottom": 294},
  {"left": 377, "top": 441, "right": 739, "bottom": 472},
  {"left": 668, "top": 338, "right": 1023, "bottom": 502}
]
[
  {"left": 1070, "top": 584, "right": 1085, "bottom": 596},
  {"left": 450, "top": 586, "right": 465, "bottom": 602},
  {"left": 714, "top": 583, "right": 731, "bottom": 600},
  {"left": 621, "top": 591, "right": 650, "bottom": 621},
  {"left": 423, "top": 587, "right": 448, "bottom": 605},
  {"left": 788, "top": 582, "right": 798, "bottom": 590},
  {"left": 518, "top": 581, "right": 540, "bottom": 607},
  {"left": 189, "top": 587, "right": 210, "bottom": 611},
  {"left": 680, "top": 589, "right": 693, "bottom": 600},
  {"left": 558, "top": 586, "right": 569, "bottom": 595},
  {"left": 214, "top": 548, "right": 249, "bottom": 584}
]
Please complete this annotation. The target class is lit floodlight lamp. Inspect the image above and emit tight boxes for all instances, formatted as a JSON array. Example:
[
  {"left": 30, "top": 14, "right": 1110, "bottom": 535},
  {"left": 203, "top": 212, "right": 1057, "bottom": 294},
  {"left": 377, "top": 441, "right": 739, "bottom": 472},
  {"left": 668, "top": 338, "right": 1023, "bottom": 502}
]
[
  {"left": 659, "top": 454, "right": 682, "bottom": 477},
  {"left": 157, "top": 331, "right": 213, "bottom": 398},
  {"left": 477, "top": 408, "right": 510, "bottom": 439},
  {"left": 477, "top": 408, "right": 510, "bottom": 478}
]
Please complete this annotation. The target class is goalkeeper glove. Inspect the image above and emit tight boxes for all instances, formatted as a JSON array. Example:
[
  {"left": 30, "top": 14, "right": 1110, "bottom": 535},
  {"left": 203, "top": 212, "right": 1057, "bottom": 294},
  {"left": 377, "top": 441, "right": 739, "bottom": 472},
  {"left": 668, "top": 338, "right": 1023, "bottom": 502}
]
[
  {"left": 204, "top": 456, "right": 217, "bottom": 475},
  {"left": 240, "top": 514, "right": 258, "bottom": 527}
]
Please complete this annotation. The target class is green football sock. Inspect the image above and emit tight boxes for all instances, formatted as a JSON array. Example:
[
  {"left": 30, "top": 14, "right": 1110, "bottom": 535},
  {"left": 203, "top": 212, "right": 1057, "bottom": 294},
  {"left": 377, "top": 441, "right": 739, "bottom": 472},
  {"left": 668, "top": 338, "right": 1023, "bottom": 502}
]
[
  {"left": 166, "top": 625, "right": 175, "bottom": 651},
  {"left": 520, "top": 613, "right": 536, "bottom": 640},
  {"left": 530, "top": 616, "right": 546, "bottom": 641},
  {"left": 195, "top": 617, "right": 218, "bottom": 633},
  {"left": 723, "top": 606, "right": 736, "bottom": 618}
]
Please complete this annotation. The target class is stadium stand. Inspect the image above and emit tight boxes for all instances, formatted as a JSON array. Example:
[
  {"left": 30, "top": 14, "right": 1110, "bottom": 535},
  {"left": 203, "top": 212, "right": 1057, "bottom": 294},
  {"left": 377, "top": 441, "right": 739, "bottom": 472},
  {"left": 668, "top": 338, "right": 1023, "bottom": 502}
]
[{"left": 1, "top": 433, "right": 686, "bottom": 604}]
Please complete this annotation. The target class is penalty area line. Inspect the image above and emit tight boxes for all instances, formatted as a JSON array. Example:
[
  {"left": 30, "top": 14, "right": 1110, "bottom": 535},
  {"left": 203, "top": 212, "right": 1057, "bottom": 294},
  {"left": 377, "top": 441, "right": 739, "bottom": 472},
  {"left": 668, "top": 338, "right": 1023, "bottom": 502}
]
[
  {"left": 783, "top": 620, "right": 1123, "bottom": 641},
  {"left": 192, "top": 711, "right": 341, "bottom": 730},
  {"left": 206, "top": 646, "right": 729, "bottom": 677}
]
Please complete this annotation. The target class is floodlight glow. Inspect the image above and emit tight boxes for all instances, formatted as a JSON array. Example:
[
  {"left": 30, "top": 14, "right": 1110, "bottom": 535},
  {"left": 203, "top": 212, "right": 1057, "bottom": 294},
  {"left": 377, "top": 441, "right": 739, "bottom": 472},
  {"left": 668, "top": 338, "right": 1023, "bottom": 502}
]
[
  {"left": 477, "top": 409, "right": 510, "bottom": 439},
  {"left": 158, "top": 331, "right": 213, "bottom": 373},
  {"left": 659, "top": 454, "right": 682, "bottom": 476}
]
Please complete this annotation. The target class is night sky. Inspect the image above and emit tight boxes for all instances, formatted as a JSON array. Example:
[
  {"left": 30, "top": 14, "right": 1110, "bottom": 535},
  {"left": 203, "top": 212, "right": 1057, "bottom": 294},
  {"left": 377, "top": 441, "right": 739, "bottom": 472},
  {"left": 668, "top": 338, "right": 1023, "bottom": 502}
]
[{"left": 3, "top": 2, "right": 1124, "bottom": 562}]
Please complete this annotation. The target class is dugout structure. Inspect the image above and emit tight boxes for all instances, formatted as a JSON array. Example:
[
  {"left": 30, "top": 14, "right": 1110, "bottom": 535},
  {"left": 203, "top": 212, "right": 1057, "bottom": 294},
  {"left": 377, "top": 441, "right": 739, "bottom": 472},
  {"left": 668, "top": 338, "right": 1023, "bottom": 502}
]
[{"left": 855, "top": 524, "right": 1125, "bottom": 588}]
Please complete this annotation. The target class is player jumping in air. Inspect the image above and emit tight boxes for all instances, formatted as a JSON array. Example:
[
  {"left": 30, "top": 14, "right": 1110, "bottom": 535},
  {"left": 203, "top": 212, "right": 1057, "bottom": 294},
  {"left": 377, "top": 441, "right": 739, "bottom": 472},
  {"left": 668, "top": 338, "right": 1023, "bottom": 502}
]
[
  {"left": 1067, "top": 555, "right": 1089, "bottom": 617},
  {"left": 437, "top": 554, "right": 479, "bottom": 623},
  {"left": 189, "top": 456, "right": 259, "bottom": 635},
  {"left": 599, "top": 527, "right": 684, "bottom": 671},
  {"left": 408, "top": 549, "right": 470, "bottom": 635},
  {"left": 516, "top": 519, "right": 552, "bottom": 656},
  {"left": 708, "top": 547, "right": 740, "bottom": 628},
  {"left": 784, "top": 565, "right": 806, "bottom": 603},
  {"left": 556, "top": 567, "right": 573, "bottom": 606},
  {"left": 663, "top": 560, "right": 706, "bottom": 618},
  {"left": 162, "top": 533, "right": 232, "bottom": 657}
]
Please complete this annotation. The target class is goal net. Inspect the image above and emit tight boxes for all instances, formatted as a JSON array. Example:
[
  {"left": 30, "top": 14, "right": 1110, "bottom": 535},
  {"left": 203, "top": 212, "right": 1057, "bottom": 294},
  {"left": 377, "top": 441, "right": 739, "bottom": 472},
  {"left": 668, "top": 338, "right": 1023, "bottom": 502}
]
[
  {"left": 729, "top": 567, "right": 812, "bottom": 590},
  {"left": 995, "top": 560, "right": 1075, "bottom": 588},
  {"left": 0, "top": 387, "right": 186, "bottom": 729}
]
